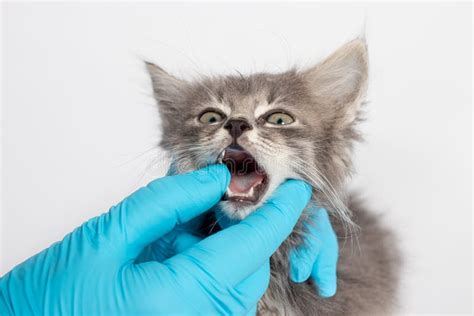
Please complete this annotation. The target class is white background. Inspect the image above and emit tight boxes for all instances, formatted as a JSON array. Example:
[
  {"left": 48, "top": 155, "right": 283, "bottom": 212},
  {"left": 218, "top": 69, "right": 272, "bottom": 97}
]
[{"left": 1, "top": 2, "right": 472, "bottom": 314}]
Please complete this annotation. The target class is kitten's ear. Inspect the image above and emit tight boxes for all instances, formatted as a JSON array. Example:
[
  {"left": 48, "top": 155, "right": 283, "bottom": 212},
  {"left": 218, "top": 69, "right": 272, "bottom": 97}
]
[
  {"left": 145, "top": 62, "right": 187, "bottom": 107},
  {"left": 303, "top": 38, "right": 368, "bottom": 126}
]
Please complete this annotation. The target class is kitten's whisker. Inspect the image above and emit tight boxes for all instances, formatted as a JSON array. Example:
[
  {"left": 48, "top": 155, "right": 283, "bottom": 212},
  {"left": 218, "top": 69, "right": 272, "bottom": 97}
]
[
  {"left": 207, "top": 211, "right": 230, "bottom": 235},
  {"left": 290, "top": 157, "right": 361, "bottom": 252}
]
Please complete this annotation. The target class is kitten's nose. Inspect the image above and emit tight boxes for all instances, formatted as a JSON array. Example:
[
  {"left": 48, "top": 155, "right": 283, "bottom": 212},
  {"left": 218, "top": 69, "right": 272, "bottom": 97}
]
[{"left": 224, "top": 118, "right": 252, "bottom": 139}]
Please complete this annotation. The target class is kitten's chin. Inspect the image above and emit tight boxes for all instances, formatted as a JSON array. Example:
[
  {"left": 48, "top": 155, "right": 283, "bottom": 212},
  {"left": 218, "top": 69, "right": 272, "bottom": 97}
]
[{"left": 217, "top": 200, "right": 264, "bottom": 219}]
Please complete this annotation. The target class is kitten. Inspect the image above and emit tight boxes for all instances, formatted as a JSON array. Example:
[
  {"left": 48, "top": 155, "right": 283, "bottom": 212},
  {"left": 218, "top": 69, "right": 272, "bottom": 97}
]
[{"left": 146, "top": 38, "right": 400, "bottom": 315}]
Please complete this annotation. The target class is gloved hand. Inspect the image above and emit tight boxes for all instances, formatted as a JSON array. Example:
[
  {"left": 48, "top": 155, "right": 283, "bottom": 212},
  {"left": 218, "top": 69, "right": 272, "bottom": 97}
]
[
  {"left": 162, "top": 163, "right": 339, "bottom": 298},
  {"left": 289, "top": 207, "right": 339, "bottom": 297},
  {"left": 0, "top": 165, "right": 312, "bottom": 315},
  {"left": 217, "top": 204, "right": 339, "bottom": 298}
]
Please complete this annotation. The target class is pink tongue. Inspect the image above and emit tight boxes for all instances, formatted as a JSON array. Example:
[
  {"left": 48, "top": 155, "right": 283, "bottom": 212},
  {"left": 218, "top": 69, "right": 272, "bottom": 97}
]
[{"left": 229, "top": 171, "right": 264, "bottom": 194}]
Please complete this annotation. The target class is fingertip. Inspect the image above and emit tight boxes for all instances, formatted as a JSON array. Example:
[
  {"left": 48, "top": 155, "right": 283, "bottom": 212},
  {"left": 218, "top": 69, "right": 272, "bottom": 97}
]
[
  {"left": 281, "top": 179, "right": 312, "bottom": 197},
  {"left": 289, "top": 249, "right": 313, "bottom": 283},
  {"left": 298, "top": 179, "right": 313, "bottom": 196},
  {"left": 300, "top": 180, "right": 313, "bottom": 196},
  {"left": 203, "top": 164, "right": 231, "bottom": 192},
  {"left": 267, "top": 180, "right": 312, "bottom": 215},
  {"left": 318, "top": 282, "right": 337, "bottom": 298},
  {"left": 313, "top": 267, "right": 338, "bottom": 298},
  {"left": 290, "top": 263, "right": 312, "bottom": 283}
]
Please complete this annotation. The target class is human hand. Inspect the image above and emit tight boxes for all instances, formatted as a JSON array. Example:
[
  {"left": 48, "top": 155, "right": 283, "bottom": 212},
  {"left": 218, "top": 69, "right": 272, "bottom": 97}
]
[
  {"left": 216, "top": 201, "right": 339, "bottom": 298},
  {"left": 0, "top": 165, "right": 312, "bottom": 315},
  {"left": 176, "top": 151, "right": 338, "bottom": 300}
]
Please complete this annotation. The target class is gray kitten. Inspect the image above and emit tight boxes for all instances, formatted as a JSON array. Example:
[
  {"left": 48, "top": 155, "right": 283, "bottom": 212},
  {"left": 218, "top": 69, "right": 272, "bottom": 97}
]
[{"left": 146, "top": 38, "right": 400, "bottom": 315}]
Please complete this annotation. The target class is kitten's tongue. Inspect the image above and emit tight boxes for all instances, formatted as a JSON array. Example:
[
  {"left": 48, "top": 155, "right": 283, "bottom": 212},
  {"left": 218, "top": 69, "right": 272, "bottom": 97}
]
[{"left": 229, "top": 171, "right": 264, "bottom": 194}]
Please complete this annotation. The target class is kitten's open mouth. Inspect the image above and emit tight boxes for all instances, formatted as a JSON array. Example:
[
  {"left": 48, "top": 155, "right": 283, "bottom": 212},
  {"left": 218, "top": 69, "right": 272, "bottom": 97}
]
[{"left": 217, "top": 145, "right": 268, "bottom": 204}]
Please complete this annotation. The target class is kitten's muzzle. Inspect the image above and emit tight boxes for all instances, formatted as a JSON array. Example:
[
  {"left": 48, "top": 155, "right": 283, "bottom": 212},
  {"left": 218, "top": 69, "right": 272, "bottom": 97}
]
[{"left": 217, "top": 145, "right": 268, "bottom": 204}]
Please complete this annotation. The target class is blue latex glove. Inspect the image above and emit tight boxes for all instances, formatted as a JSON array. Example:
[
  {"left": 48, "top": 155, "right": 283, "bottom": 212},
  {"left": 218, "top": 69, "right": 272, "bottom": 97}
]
[
  {"left": 167, "top": 161, "right": 338, "bottom": 298},
  {"left": 218, "top": 203, "right": 339, "bottom": 298},
  {"left": 0, "top": 165, "right": 312, "bottom": 315},
  {"left": 289, "top": 206, "right": 339, "bottom": 297}
]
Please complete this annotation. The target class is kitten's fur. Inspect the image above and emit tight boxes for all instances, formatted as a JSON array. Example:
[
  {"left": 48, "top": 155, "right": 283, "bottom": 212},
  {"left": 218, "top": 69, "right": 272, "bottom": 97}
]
[{"left": 146, "top": 38, "right": 400, "bottom": 315}]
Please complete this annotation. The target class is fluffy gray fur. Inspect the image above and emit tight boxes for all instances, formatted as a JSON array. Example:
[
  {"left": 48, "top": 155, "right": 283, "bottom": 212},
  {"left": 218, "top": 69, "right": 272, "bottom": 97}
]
[{"left": 146, "top": 38, "right": 400, "bottom": 315}]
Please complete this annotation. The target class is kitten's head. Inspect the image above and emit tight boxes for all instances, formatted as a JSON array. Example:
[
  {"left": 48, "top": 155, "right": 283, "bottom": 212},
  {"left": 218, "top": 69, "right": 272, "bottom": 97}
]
[{"left": 147, "top": 39, "right": 368, "bottom": 222}]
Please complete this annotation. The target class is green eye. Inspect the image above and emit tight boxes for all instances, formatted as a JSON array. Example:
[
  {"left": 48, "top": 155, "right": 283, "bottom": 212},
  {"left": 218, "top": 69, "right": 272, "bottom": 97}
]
[
  {"left": 266, "top": 112, "right": 294, "bottom": 125},
  {"left": 199, "top": 111, "right": 224, "bottom": 124}
]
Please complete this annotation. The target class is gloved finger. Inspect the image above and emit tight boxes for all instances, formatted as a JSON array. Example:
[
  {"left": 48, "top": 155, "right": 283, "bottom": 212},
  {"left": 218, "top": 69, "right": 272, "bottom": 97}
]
[
  {"left": 289, "top": 233, "right": 321, "bottom": 283},
  {"left": 289, "top": 207, "right": 331, "bottom": 283},
  {"left": 311, "top": 258, "right": 338, "bottom": 298},
  {"left": 233, "top": 261, "right": 271, "bottom": 308},
  {"left": 165, "top": 179, "right": 312, "bottom": 287},
  {"left": 84, "top": 164, "right": 230, "bottom": 260},
  {"left": 308, "top": 208, "right": 338, "bottom": 297},
  {"left": 310, "top": 232, "right": 338, "bottom": 297}
]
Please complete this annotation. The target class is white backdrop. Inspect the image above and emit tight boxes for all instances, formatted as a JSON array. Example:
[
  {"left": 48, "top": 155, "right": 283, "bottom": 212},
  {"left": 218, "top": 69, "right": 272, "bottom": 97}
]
[{"left": 1, "top": 2, "right": 472, "bottom": 314}]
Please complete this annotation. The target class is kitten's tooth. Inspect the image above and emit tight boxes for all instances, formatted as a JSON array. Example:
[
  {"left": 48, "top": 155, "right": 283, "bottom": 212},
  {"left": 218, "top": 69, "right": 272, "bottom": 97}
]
[
  {"left": 217, "top": 150, "right": 225, "bottom": 164},
  {"left": 248, "top": 187, "right": 255, "bottom": 198},
  {"left": 225, "top": 187, "right": 256, "bottom": 199}
]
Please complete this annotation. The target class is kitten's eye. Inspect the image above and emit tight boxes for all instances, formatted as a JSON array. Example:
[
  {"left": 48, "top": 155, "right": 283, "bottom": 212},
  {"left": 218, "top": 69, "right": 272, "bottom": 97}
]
[
  {"left": 199, "top": 111, "right": 224, "bottom": 124},
  {"left": 266, "top": 112, "right": 294, "bottom": 125}
]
